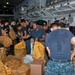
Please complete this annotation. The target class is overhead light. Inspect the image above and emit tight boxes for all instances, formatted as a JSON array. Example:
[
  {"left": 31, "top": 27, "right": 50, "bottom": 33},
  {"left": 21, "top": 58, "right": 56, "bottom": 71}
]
[
  {"left": 49, "top": 5, "right": 53, "bottom": 9},
  {"left": 55, "top": 5, "right": 60, "bottom": 8},
  {"left": 6, "top": 2, "right": 9, "bottom": 4},
  {"left": 21, "top": 7, "right": 24, "bottom": 11},
  {"left": 64, "top": 3, "right": 67, "bottom": 6},
  {"left": 54, "top": 0, "right": 58, "bottom": 3},
  {"left": 4, "top": 6, "right": 6, "bottom": 8},
  {"left": 70, "top": 1, "right": 75, "bottom": 4}
]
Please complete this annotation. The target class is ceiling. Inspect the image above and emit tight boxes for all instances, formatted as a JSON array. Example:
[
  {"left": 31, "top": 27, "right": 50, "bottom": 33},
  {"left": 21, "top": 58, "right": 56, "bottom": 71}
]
[
  {"left": 0, "top": 0, "right": 24, "bottom": 14},
  {"left": 20, "top": 0, "right": 75, "bottom": 19},
  {"left": 0, "top": 0, "right": 74, "bottom": 19}
]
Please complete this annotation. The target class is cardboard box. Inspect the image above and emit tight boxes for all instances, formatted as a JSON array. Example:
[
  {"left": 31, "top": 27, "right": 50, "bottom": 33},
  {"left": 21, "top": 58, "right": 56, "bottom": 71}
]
[{"left": 30, "top": 59, "right": 44, "bottom": 75}]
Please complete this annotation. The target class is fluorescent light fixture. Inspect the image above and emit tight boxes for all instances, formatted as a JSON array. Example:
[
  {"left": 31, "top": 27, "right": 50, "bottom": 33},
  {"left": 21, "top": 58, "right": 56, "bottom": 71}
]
[
  {"left": 70, "top": 1, "right": 75, "bottom": 4},
  {"left": 49, "top": 5, "right": 53, "bottom": 8},
  {"left": 54, "top": 0, "right": 58, "bottom": 3},
  {"left": 6, "top": 2, "right": 9, "bottom": 4},
  {"left": 21, "top": 7, "right": 24, "bottom": 11},
  {"left": 64, "top": 3, "right": 67, "bottom": 6},
  {"left": 4, "top": 6, "right": 6, "bottom": 8},
  {"left": 45, "top": 8, "right": 50, "bottom": 10},
  {"left": 55, "top": 5, "right": 60, "bottom": 8}
]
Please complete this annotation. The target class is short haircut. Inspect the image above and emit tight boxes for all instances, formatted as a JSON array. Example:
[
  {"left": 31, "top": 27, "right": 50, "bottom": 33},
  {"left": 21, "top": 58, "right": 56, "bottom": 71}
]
[
  {"left": 50, "top": 23, "right": 60, "bottom": 28},
  {"left": 59, "top": 22, "right": 66, "bottom": 27},
  {"left": 33, "top": 21, "right": 38, "bottom": 25},
  {"left": 54, "top": 20, "right": 59, "bottom": 23},
  {"left": 43, "top": 21, "right": 47, "bottom": 25}
]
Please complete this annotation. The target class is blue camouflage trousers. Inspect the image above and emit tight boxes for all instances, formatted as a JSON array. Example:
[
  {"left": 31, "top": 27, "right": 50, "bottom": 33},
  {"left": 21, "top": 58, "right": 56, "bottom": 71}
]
[
  {"left": 25, "top": 39, "right": 31, "bottom": 54},
  {"left": 45, "top": 60, "right": 75, "bottom": 75}
]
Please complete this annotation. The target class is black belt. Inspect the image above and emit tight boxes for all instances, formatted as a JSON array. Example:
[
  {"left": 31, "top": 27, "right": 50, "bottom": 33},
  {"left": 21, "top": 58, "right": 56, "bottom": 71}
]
[{"left": 50, "top": 58, "right": 71, "bottom": 62}]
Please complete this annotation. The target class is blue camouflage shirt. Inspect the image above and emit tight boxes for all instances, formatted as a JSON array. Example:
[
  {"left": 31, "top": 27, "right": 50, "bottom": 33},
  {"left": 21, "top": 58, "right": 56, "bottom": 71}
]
[{"left": 45, "top": 29, "right": 74, "bottom": 60}]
